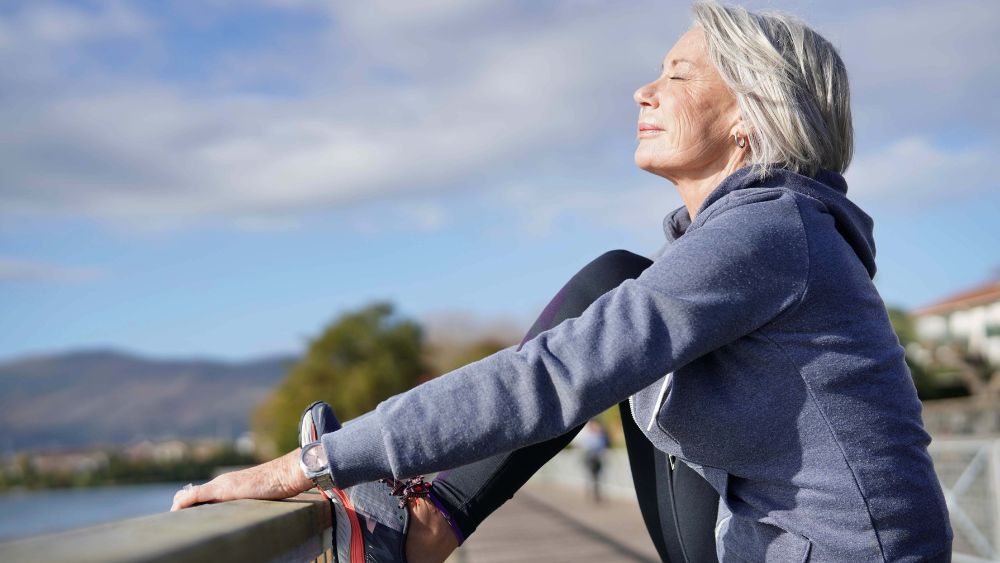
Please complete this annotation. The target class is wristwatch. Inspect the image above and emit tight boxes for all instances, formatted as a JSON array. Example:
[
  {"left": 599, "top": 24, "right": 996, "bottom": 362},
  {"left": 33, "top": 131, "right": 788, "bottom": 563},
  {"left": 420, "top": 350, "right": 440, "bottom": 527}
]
[{"left": 300, "top": 440, "right": 336, "bottom": 494}]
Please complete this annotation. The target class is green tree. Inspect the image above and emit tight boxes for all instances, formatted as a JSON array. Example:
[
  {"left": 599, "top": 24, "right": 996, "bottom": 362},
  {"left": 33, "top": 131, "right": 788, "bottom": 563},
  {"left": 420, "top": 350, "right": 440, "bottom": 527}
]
[
  {"left": 434, "top": 338, "right": 511, "bottom": 375},
  {"left": 254, "top": 301, "right": 430, "bottom": 457},
  {"left": 886, "top": 304, "right": 937, "bottom": 399}
]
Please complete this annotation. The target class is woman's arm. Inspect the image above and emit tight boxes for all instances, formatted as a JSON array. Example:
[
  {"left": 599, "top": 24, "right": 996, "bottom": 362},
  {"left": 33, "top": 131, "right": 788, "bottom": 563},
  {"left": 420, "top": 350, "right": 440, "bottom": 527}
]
[
  {"left": 324, "top": 190, "right": 810, "bottom": 489},
  {"left": 172, "top": 189, "right": 809, "bottom": 508},
  {"left": 170, "top": 448, "right": 311, "bottom": 511}
]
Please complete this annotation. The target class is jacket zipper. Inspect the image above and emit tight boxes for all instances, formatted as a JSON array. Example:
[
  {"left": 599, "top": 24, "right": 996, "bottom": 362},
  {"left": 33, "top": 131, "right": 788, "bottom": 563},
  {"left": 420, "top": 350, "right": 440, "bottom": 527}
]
[
  {"left": 628, "top": 372, "right": 673, "bottom": 432},
  {"left": 631, "top": 376, "right": 685, "bottom": 559}
]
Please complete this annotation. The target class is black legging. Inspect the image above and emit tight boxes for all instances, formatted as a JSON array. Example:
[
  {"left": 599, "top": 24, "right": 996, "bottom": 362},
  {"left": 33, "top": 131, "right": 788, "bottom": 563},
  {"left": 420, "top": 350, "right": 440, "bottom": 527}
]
[{"left": 429, "top": 249, "right": 720, "bottom": 563}]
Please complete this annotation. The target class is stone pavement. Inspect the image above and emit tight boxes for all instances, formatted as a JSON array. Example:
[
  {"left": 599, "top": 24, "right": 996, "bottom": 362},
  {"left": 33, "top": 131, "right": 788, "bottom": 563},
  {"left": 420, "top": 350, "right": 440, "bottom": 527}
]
[{"left": 444, "top": 482, "right": 660, "bottom": 563}]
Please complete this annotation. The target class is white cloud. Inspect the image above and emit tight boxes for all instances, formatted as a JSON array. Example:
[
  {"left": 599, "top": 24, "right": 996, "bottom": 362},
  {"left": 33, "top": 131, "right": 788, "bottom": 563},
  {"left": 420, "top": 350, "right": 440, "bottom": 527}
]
[
  {"left": 0, "top": 257, "right": 107, "bottom": 283},
  {"left": 494, "top": 180, "right": 683, "bottom": 243},
  {"left": 343, "top": 199, "right": 450, "bottom": 236},
  {"left": 824, "top": 0, "right": 1000, "bottom": 138},
  {"left": 16, "top": 1, "right": 149, "bottom": 44},
  {"left": 0, "top": 1, "right": 685, "bottom": 230},
  {"left": 844, "top": 136, "right": 994, "bottom": 208},
  {"left": 0, "top": 0, "right": 995, "bottom": 234}
]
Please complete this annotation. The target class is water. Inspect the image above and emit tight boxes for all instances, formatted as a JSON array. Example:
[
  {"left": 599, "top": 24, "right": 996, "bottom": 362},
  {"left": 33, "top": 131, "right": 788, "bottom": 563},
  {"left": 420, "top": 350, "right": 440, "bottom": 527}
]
[{"left": 0, "top": 482, "right": 188, "bottom": 542}]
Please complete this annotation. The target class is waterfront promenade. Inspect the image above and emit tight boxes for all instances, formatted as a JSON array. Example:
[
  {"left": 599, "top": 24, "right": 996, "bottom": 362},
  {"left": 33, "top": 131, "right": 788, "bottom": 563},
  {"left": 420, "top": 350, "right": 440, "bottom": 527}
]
[{"left": 449, "top": 482, "right": 658, "bottom": 563}]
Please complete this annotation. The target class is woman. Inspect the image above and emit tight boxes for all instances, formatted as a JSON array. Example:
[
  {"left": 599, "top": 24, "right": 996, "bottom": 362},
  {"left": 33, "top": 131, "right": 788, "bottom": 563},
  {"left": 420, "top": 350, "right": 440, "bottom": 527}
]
[{"left": 172, "top": 2, "right": 954, "bottom": 561}]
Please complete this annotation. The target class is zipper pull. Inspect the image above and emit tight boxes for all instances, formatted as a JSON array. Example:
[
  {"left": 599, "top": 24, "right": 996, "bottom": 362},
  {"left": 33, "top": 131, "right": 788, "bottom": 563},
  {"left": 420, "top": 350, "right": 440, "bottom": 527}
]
[{"left": 668, "top": 454, "right": 676, "bottom": 471}]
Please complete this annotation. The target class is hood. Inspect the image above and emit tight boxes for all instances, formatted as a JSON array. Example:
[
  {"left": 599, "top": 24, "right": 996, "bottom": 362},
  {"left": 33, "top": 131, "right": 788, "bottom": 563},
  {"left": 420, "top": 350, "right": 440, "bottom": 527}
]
[{"left": 661, "top": 165, "right": 878, "bottom": 279}]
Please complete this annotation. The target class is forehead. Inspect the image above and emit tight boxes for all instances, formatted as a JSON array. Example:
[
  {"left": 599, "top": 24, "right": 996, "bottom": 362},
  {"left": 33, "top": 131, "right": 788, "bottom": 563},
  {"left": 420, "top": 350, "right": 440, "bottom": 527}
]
[{"left": 662, "top": 27, "right": 707, "bottom": 67}]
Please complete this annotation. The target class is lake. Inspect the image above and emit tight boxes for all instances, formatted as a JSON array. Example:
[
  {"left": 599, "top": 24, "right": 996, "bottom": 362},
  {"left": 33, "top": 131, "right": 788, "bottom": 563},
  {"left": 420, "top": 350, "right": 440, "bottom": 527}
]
[{"left": 0, "top": 482, "right": 188, "bottom": 542}]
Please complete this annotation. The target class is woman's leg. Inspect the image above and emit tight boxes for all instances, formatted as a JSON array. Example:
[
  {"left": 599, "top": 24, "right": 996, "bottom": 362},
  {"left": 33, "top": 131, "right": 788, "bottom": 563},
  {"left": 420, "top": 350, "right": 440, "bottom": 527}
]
[
  {"left": 620, "top": 398, "right": 720, "bottom": 563},
  {"left": 428, "top": 248, "right": 720, "bottom": 562},
  {"left": 429, "top": 250, "right": 655, "bottom": 540}
]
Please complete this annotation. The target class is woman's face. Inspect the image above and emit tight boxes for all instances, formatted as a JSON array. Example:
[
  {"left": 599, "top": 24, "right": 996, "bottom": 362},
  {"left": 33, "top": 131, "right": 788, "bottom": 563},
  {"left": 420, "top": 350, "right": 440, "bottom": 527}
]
[{"left": 634, "top": 27, "right": 743, "bottom": 182}]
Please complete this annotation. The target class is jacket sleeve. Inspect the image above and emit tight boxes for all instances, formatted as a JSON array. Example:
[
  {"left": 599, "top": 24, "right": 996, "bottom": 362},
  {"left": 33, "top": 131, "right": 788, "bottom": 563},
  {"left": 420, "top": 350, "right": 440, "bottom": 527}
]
[{"left": 322, "top": 190, "right": 810, "bottom": 488}]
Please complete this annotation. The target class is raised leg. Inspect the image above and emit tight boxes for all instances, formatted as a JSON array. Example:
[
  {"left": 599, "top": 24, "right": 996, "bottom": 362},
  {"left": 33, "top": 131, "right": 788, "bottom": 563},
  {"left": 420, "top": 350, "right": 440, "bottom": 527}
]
[
  {"left": 428, "top": 250, "right": 653, "bottom": 537},
  {"left": 425, "top": 248, "right": 720, "bottom": 562}
]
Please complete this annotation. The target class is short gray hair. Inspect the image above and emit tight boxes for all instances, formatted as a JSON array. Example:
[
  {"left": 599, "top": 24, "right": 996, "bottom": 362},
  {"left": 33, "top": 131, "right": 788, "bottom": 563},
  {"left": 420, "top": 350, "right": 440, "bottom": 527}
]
[{"left": 691, "top": 1, "right": 853, "bottom": 181}]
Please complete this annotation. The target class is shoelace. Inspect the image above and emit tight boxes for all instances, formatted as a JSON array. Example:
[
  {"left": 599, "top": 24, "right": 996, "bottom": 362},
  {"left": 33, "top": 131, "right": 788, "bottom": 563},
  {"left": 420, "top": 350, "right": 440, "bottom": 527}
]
[
  {"left": 378, "top": 475, "right": 468, "bottom": 546},
  {"left": 378, "top": 475, "right": 433, "bottom": 509}
]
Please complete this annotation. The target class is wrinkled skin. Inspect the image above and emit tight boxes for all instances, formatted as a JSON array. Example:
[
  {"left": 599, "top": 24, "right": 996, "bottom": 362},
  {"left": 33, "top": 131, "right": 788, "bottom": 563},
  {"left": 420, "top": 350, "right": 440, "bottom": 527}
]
[{"left": 634, "top": 26, "right": 749, "bottom": 220}]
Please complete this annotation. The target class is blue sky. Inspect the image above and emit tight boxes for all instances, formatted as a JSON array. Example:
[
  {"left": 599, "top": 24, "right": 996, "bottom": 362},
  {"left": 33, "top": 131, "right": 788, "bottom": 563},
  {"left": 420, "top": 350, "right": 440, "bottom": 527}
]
[{"left": 1, "top": 0, "right": 998, "bottom": 362}]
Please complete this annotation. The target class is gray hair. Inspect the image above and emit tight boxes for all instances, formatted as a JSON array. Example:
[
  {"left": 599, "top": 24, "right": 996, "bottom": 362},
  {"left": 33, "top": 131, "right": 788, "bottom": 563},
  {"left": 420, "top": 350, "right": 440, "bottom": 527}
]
[{"left": 691, "top": 1, "right": 853, "bottom": 181}]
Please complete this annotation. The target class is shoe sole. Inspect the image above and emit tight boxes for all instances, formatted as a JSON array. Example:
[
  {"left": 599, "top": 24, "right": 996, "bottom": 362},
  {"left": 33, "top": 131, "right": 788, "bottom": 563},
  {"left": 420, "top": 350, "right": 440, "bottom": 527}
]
[{"left": 300, "top": 401, "right": 366, "bottom": 563}]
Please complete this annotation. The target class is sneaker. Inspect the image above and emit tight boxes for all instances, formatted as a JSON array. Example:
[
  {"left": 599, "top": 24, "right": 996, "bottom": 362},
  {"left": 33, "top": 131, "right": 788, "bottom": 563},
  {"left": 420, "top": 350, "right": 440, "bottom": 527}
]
[{"left": 299, "top": 400, "right": 416, "bottom": 563}]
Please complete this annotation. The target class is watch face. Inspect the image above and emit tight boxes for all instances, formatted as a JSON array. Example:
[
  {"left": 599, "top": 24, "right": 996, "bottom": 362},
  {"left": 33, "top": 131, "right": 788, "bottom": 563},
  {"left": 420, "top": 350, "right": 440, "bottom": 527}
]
[{"left": 302, "top": 442, "right": 328, "bottom": 472}]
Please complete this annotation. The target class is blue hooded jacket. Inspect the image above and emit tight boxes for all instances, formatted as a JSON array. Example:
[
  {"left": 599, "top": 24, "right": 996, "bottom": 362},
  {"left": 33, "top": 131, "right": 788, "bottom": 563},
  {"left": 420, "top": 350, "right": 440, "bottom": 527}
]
[{"left": 322, "top": 165, "right": 953, "bottom": 562}]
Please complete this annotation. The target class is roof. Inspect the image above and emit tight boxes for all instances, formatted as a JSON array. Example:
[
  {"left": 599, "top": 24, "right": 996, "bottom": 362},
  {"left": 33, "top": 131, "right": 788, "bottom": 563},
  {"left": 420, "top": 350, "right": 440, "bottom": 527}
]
[{"left": 911, "top": 279, "right": 1000, "bottom": 317}]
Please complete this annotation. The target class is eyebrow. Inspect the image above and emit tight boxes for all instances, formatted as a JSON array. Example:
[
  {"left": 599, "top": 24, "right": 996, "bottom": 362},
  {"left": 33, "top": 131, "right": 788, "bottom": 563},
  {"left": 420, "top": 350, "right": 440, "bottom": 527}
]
[{"left": 660, "top": 58, "right": 695, "bottom": 71}]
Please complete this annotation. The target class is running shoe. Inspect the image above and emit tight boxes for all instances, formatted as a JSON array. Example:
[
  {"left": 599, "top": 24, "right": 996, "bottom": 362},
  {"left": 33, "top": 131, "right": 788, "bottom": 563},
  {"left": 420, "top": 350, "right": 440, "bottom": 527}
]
[{"left": 299, "top": 400, "right": 413, "bottom": 563}]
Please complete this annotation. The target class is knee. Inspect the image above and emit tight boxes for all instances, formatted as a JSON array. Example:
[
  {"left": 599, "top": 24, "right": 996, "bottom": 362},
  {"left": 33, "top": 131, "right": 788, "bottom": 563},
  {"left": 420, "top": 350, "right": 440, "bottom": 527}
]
[
  {"left": 563, "top": 249, "right": 654, "bottom": 303},
  {"left": 580, "top": 249, "right": 653, "bottom": 282}
]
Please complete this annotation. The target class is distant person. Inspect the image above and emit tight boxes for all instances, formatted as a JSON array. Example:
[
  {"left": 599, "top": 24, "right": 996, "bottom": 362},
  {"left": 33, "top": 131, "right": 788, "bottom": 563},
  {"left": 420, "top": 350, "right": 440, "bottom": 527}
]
[
  {"left": 574, "top": 419, "right": 610, "bottom": 503},
  {"left": 171, "top": 2, "right": 954, "bottom": 562}
]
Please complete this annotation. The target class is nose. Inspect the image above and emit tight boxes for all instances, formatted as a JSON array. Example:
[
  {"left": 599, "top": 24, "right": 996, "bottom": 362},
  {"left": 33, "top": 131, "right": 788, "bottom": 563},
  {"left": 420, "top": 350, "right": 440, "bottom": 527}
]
[{"left": 634, "top": 80, "right": 658, "bottom": 108}]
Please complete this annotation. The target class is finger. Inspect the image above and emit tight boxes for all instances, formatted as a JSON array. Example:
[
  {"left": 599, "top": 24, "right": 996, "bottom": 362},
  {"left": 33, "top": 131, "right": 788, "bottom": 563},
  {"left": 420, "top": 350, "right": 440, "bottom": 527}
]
[
  {"left": 170, "top": 491, "right": 186, "bottom": 512},
  {"left": 171, "top": 488, "right": 193, "bottom": 511},
  {"left": 190, "top": 481, "right": 215, "bottom": 506},
  {"left": 170, "top": 483, "right": 202, "bottom": 511}
]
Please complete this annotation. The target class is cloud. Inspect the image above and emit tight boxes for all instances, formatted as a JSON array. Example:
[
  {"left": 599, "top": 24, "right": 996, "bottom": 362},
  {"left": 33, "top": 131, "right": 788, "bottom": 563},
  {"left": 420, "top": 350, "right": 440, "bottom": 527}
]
[
  {"left": 344, "top": 200, "right": 450, "bottom": 236},
  {"left": 844, "top": 136, "right": 994, "bottom": 207},
  {"left": 494, "top": 180, "right": 683, "bottom": 243},
  {"left": 0, "top": 1, "right": 686, "bottom": 231},
  {"left": 824, "top": 0, "right": 1000, "bottom": 140},
  {"left": 0, "top": 0, "right": 995, "bottom": 234},
  {"left": 0, "top": 257, "right": 107, "bottom": 283},
  {"left": 12, "top": 1, "right": 149, "bottom": 44}
]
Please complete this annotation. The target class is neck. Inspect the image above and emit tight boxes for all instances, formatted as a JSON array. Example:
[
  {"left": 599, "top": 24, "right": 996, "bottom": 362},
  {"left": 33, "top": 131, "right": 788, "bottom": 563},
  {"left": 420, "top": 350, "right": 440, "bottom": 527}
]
[{"left": 672, "top": 155, "right": 747, "bottom": 220}]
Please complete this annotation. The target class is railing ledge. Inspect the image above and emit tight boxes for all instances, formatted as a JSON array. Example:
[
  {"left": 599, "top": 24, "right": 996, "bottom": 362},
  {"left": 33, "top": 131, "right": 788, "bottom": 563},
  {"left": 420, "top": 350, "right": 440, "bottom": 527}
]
[{"left": 0, "top": 491, "right": 333, "bottom": 563}]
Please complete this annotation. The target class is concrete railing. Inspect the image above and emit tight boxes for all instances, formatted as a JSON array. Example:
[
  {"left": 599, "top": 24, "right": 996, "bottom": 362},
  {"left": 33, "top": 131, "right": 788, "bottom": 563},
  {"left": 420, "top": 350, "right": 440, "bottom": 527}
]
[
  {"left": 930, "top": 437, "right": 1000, "bottom": 562},
  {"left": 0, "top": 491, "right": 333, "bottom": 563},
  {"left": 923, "top": 397, "right": 1000, "bottom": 436},
  {"left": 3, "top": 439, "right": 996, "bottom": 562}
]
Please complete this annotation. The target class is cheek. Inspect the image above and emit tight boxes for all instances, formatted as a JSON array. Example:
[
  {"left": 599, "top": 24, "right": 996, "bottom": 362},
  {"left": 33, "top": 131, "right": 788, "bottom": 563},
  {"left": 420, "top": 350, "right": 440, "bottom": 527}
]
[{"left": 670, "top": 96, "right": 720, "bottom": 147}]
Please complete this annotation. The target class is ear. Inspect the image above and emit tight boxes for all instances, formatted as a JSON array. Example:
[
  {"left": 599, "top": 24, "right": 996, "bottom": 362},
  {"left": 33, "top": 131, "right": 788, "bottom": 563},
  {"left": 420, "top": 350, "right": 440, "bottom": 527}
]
[
  {"left": 730, "top": 117, "right": 755, "bottom": 150},
  {"left": 729, "top": 115, "right": 746, "bottom": 139}
]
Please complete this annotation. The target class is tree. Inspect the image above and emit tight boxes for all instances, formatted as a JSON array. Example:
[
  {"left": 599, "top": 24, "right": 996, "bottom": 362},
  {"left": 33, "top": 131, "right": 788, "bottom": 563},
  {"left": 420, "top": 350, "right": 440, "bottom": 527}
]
[
  {"left": 885, "top": 305, "right": 935, "bottom": 398},
  {"left": 253, "top": 301, "right": 430, "bottom": 457}
]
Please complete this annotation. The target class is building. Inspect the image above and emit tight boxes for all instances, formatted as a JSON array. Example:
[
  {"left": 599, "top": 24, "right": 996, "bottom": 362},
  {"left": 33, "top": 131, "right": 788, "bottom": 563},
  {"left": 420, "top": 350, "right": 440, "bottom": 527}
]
[{"left": 911, "top": 279, "right": 1000, "bottom": 367}]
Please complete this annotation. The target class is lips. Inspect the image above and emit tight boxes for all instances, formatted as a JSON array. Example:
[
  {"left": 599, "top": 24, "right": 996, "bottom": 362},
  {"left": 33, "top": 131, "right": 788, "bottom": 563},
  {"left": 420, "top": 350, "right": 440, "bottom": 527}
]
[{"left": 638, "top": 121, "right": 664, "bottom": 137}]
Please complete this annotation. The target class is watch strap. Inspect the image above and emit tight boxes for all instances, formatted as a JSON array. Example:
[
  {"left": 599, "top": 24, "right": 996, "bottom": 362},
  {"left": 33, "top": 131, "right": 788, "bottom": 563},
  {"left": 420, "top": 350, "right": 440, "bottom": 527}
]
[{"left": 312, "top": 471, "right": 336, "bottom": 493}]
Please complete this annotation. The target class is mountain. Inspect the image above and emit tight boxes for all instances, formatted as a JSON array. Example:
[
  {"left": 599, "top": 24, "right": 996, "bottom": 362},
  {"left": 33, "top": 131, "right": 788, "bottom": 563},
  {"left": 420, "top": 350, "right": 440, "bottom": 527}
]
[{"left": 0, "top": 348, "right": 295, "bottom": 452}]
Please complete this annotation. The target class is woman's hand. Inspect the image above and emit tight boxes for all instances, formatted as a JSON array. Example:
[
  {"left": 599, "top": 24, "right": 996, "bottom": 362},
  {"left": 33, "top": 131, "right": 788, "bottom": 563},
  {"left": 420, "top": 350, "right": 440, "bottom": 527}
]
[{"left": 170, "top": 447, "right": 313, "bottom": 511}]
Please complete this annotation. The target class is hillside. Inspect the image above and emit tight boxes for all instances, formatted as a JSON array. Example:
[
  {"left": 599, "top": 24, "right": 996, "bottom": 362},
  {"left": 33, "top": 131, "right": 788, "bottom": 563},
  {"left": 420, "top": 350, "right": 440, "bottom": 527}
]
[{"left": 0, "top": 348, "right": 294, "bottom": 452}]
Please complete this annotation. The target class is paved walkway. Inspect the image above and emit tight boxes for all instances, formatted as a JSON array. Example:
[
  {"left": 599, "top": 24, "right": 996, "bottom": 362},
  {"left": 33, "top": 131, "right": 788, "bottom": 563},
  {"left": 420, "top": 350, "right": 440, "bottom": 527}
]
[{"left": 445, "top": 483, "right": 659, "bottom": 563}]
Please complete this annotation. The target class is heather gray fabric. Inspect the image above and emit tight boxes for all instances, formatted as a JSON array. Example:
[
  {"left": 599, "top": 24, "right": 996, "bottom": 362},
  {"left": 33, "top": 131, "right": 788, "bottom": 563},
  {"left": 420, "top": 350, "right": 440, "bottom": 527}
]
[{"left": 322, "top": 165, "right": 953, "bottom": 562}]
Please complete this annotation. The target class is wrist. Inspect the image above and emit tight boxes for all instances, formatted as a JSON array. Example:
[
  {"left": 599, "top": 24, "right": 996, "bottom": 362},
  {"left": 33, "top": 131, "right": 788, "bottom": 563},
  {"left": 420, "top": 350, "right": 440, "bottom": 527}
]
[{"left": 286, "top": 447, "right": 314, "bottom": 493}]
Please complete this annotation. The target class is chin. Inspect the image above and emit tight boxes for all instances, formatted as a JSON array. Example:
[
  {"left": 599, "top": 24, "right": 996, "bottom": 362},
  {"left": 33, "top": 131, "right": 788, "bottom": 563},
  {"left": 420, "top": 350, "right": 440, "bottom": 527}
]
[
  {"left": 633, "top": 149, "right": 656, "bottom": 173},
  {"left": 634, "top": 151, "right": 666, "bottom": 176},
  {"left": 634, "top": 142, "right": 672, "bottom": 171}
]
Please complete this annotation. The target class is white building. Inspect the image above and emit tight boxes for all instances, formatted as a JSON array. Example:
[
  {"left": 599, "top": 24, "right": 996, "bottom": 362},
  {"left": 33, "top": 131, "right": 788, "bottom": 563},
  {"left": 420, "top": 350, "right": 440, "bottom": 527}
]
[{"left": 911, "top": 280, "right": 1000, "bottom": 366}]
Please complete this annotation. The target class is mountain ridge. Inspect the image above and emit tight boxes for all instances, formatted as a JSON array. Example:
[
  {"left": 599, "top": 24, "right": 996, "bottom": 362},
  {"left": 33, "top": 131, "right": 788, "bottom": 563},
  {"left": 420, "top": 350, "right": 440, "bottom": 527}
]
[{"left": 0, "top": 347, "right": 295, "bottom": 452}]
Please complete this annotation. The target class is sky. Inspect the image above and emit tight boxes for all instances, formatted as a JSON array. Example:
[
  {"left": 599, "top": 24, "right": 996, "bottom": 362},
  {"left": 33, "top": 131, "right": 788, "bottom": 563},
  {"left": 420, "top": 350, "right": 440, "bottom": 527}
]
[{"left": 1, "top": 0, "right": 998, "bottom": 363}]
